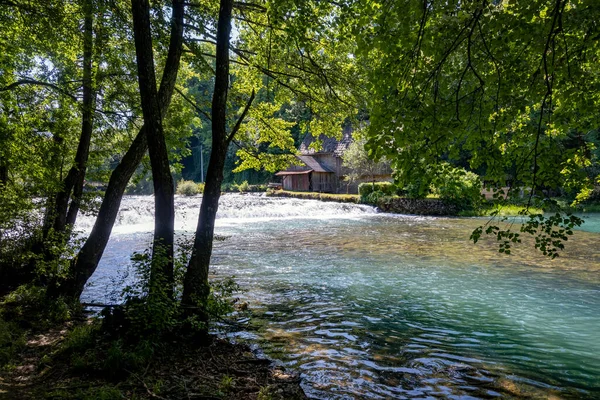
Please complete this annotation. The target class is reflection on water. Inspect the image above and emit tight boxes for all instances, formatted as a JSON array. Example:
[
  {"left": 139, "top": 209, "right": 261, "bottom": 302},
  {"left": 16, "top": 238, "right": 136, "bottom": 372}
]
[{"left": 81, "top": 195, "right": 600, "bottom": 399}]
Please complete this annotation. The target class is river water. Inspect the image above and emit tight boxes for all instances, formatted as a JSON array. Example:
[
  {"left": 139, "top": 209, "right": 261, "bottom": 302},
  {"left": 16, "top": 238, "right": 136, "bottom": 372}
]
[{"left": 78, "top": 195, "right": 600, "bottom": 399}]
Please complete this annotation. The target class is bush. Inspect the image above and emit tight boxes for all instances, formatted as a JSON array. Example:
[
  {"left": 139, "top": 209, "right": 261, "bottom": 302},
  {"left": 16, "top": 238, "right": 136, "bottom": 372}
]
[
  {"left": 106, "top": 238, "right": 242, "bottom": 340},
  {"left": 359, "top": 182, "right": 396, "bottom": 203},
  {"left": 62, "top": 323, "right": 100, "bottom": 354},
  {"left": 176, "top": 180, "right": 203, "bottom": 196},
  {"left": 0, "top": 316, "right": 25, "bottom": 367},
  {"left": 358, "top": 181, "right": 396, "bottom": 197},
  {"left": 1, "top": 284, "right": 73, "bottom": 328},
  {"left": 430, "top": 163, "right": 482, "bottom": 209},
  {"left": 247, "top": 184, "right": 267, "bottom": 192},
  {"left": 233, "top": 180, "right": 249, "bottom": 193},
  {"left": 363, "top": 190, "right": 387, "bottom": 205},
  {"left": 403, "top": 177, "right": 432, "bottom": 199}
]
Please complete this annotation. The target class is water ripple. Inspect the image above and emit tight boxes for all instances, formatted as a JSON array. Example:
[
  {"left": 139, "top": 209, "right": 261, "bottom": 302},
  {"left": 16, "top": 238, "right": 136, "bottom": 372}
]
[{"left": 82, "top": 196, "right": 600, "bottom": 399}]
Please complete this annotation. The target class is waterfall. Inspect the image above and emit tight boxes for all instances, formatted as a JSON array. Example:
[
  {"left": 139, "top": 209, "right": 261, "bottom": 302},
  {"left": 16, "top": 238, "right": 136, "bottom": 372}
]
[{"left": 75, "top": 194, "right": 377, "bottom": 234}]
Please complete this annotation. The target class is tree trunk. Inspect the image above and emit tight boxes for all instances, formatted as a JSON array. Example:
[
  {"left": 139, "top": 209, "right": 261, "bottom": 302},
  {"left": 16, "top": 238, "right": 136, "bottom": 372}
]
[
  {"left": 131, "top": 0, "right": 175, "bottom": 299},
  {"left": 182, "top": 0, "right": 233, "bottom": 313},
  {"left": 44, "top": 0, "right": 96, "bottom": 239},
  {"left": 0, "top": 163, "right": 7, "bottom": 187},
  {"left": 44, "top": 0, "right": 99, "bottom": 298},
  {"left": 61, "top": 0, "right": 184, "bottom": 300}
]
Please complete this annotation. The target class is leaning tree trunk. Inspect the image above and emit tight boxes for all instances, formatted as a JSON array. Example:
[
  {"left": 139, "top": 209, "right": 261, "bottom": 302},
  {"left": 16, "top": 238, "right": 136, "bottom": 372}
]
[
  {"left": 182, "top": 0, "right": 233, "bottom": 314},
  {"left": 43, "top": 0, "right": 96, "bottom": 240},
  {"left": 61, "top": 0, "right": 184, "bottom": 300},
  {"left": 131, "top": 0, "right": 175, "bottom": 299},
  {"left": 67, "top": 4, "right": 108, "bottom": 228}
]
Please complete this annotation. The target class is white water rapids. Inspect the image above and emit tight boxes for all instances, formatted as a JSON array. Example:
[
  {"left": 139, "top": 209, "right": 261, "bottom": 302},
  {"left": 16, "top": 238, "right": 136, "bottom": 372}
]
[{"left": 75, "top": 194, "right": 378, "bottom": 234}]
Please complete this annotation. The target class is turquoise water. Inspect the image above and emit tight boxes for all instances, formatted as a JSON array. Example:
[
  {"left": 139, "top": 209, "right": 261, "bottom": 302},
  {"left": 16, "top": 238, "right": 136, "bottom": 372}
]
[
  {"left": 578, "top": 213, "right": 600, "bottom": 233},
  {"left": 81, "top": 196, "right": 600, "bottom": 399}
]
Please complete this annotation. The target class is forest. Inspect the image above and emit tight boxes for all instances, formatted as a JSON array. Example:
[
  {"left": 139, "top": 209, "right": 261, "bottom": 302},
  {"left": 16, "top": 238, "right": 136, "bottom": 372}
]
[{"left": 1, "top": 0, "right": 599, "bottom": 398}]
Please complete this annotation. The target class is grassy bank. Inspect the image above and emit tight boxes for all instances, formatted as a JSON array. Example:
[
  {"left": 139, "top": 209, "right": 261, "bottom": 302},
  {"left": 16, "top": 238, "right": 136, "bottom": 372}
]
[
  {"left": 459, "top": 204, "right": 544, "bottom": 217},
  {"left": 267, "top": 190, "right": 600, "bottom": 218},
  {"left": 461, "top": 200, "right": 600, "bottom": 217},
  {"left": 266, "top": 190, "right": 359, "bottom": 203}
]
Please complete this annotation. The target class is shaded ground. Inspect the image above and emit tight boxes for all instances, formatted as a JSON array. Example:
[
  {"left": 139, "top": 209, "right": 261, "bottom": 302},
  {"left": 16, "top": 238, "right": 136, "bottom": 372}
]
[{"left": 0, "top": 321, "right": 306, "bottom": 400}]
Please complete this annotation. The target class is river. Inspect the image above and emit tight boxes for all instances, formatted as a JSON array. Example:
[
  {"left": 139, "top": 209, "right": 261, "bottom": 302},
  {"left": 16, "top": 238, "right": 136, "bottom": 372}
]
[{"left": 78, "top": 194, "right": 600, "bottom": 399}]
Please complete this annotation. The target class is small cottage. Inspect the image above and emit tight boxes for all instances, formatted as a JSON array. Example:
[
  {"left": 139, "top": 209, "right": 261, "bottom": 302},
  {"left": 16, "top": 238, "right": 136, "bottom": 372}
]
[
  {"left": 276, "top": 125, "right": 392, "bottom": 193},
  {"left": 275, "top": 126, "right": 354, "bottom": 193}
]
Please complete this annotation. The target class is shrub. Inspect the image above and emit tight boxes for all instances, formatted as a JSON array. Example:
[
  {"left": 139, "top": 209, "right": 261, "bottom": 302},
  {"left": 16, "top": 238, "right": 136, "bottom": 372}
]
[
  {"left": 359, "top": 181, "right": 396, "bottom": 201},
  {"left": 107, "top": 238, "right": 242, "bottom": 340},
  {"left": 403, "top": 177, "right": 432, "bottom": 199},
  {"left": 247, "top": 184, "right": 267, "bottom": 192},
  {"left": 0, "top": 316, "right": 25, "bottom": 367},
  {"left": 176, "top": 180, "right": 203, "bottom": 196},
  {"left": 233, "top": 180, "right": 249, "bottom": 193},
  {"left": 430, "top": 163, "right": 482, "bottom": 209},
  {"left": 1, "top": 284, "right": 73, "bottom": 328},
  {"left": 364, "top": 190, "right": 387, "bottom": 205},
  {"left": 103, "top": 339, "right": 153, "bottom": 377},
  {"left": 62, "top": 323, "right": 99, "bottom": 354}
]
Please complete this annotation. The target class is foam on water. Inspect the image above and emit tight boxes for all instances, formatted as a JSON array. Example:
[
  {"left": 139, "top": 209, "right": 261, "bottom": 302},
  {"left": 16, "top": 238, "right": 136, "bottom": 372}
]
[{"left": 75, "top": 194, "right": 377, "bottom": 234}]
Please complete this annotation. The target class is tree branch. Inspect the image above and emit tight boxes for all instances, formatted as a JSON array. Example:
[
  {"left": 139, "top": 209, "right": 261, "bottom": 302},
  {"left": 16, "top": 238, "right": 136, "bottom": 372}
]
[
  {"left": 233, "top": 1, "right": 266, "bottom": 12},
  {"left": 175, "top": 86, "right": 211, "bottom": 120},
  {"left": 227, "top": 89, "right": 255, "bottom": 144},
  {"left": 0, "top": 79, "right": 78, "bottom": 102}
]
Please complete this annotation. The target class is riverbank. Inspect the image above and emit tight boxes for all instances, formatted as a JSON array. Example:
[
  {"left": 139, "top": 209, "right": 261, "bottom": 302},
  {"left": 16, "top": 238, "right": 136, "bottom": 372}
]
[
  {"left": 0, "top": 316, "right": 306, "bottom": 399},
  {"left": 266, "top": 189, "right": 359, "bottom": 204},
  {"left": 265, "top": 190, "right": 600, "bottom": 217}
]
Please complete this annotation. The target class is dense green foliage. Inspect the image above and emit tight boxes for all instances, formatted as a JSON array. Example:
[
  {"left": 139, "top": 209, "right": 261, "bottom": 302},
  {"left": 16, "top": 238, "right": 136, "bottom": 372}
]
[
  {"left": 397, "top": 161, "right": 483, "bottom": 205},
  {"left": 0, "top": 3, "right": 599, "bottom": 399},
  {"left": 355, "top": 0, "right": 600, "bottom": 201},
  {"left": 350, "top": 0, "right": 597, "bottom": 248},
  {"left": 358, "top": 182, "right": 396, "bottom": 197}
]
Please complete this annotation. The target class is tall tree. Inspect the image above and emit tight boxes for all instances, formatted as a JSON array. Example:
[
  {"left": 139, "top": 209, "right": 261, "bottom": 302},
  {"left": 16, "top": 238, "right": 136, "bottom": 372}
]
[
  {"left": 43, "top": 0, "right": 98, "bottom": 241},
  {"left": 130, "top": 0, "right": 176, "bottom": 298},
  {"left": 182, "top": 0, "right": 249, "bottom": 310},
  {"left": 62, "top": 0, "right": 185, "bottom": 299},
  {"left": 181, "top": 0, "right": 360, "bottom": 315},
  {"left": 0, "top": 0, "right": 115, "bottom": 292}
]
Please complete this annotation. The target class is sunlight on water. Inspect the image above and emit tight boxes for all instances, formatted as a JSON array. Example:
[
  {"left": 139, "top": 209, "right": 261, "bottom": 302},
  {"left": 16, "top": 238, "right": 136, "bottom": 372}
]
[{"left": 81, "top": 195, "right": 600, "bottom": 399}]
